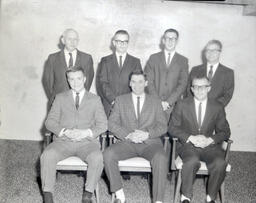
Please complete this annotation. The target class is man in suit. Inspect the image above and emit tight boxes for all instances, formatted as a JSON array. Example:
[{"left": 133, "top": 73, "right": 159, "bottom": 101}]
[
  {"left": 103, "top": 70, "right": 168, "bottom": 203},
  {"left": 186, "top": 40, "right": 234, "bottom": 107},
  {"left": 144, "top": 28, "right": 189, "bottom": 120},
  {"left": 169, "top": 76, "right": 231, "bottom": 203},
  {"left": 43, "top": 28, "right": 94, "bottom": 106},
  {"left": 98, "top": 30, "right": 142, "bottom": 117},
  {"left": 40, "top": 67, "right": 107, "bottom": 203}
]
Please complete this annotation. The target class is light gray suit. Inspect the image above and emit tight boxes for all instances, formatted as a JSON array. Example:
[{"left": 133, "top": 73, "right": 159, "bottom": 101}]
[
  {"left": 40, "top": 90, "right": 107, "bottom": 193},
  {"left": 103, "top": 93, "right": 168, "bottom": 202}
]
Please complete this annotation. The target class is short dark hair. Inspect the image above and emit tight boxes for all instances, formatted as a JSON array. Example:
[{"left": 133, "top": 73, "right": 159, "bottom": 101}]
[
  {"left": 66, "top": 66, "right": 85, "bottom": 77},
  {"left": 129, "top": 70, "right": 147, "bottom": 81},
  {"left": 114, "top": 30, "right": 130, "bottom": 40},
  {"left": 191, "top": 75, "right": 211, "bottom": 86},
  {"left": 164, "top": 28, "right": 179, "bottom": 38},
  {"left": 205, "top": 39, "right": 222, "bottom": 51}
]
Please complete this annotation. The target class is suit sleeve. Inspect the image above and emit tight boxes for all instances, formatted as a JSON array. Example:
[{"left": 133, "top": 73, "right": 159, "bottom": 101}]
[
  {"left": 144, "top": 56, "right": 158, "bottom": 96},
  {"left": 90, "top": 97, "right": 108, "bottom": 138},
  {"left": 99, "top": 58, "right": 116, "bottom": 104},
  {"left": 42, "top": 55, "right": 54, "bottom": 100},
  {"left": 211, "top": 106, "right": 231, "bottom": 144},
  {"left": 45, "top": 95, "right": 63, "bottom": 135},
  {"left": 84, "top": 55, "right": 94, "bottom": 91},
  {"left": 108, "top": 97, "right": 133, "bottom": 140},
  {"left": 166, "top": 58, "right": 189, "bottom": 105},
  {"left": 135, "top": 58, "right": 142, "bottom": 71},
  {"left": 146, "top": 99, "right": 168, "bottom": 138},
  {"left": 168, "top": 102, "right": 191, "bottom": 144},
  {"left": 185, "top": 68, "right": 194, "bottom": 98},
  {"left": 217, "top": 70, "right": 234, "bottom": 107}
]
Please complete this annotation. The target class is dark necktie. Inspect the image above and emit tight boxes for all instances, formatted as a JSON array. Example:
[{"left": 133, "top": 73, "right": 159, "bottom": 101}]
[
  {"left": 198, "top": 102, "right": 202, "bottom": 130},
  {"left": 119, "top": 55, "right": 123, "bottom": 69},
  {"left": 75, "top": 92, "right": 80, "bottom": 110},
  {"left": 69, "top": 53, "right": 73, "bottom": 68},
  {"left": 208, "top": 65, "right": 213, "bottom": 81},
  {"left": 137, "top": 96, "right": 140, "bottom": 121},
  {"left": 167, "top": 53, "right": 171, "bottom": 66}
]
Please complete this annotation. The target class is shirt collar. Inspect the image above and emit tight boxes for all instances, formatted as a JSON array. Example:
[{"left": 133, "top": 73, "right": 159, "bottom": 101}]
[
  {"left": 164, "top": 49, "right": 175, "bottom": 57},
  {"left": 115, "top": 52, "right": 127, "bottom": 58},
  {"left": 72, "top": 88, "right": 85, "bottom": 96},
  {"left": 207, "top": 62, "right": 219, "bottom": 69},
  {"left": 194, "top": 97, "right": 207, "bottom": 106},
  {"left": 64, "top": 48, "right": 77, "bottom": 56},
  {"left": 132, "top": 92, "right": 145, "bottom": 99}
]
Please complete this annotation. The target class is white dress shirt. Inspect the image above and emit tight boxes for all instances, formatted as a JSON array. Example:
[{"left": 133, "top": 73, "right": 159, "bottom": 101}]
[
  {"left": 115, "top": 52, "right": 127, "bottom": 67},
  {"left": 164, "top": 49, "right": 175, "bottom": 66},
  {"left": 64, "top": 48, "right": 77, "bottom": 67},
  {"left": 207, "top": 62, "right": 219, "bottom": 78},
  {"left": 194, "top": 98, "right": 207, "bottom": 129},
  {"left": 131, "top": 93, "right": 145, "bottom": 118}
]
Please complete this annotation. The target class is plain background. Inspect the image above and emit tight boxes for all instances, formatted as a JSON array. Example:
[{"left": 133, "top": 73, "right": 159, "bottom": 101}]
[{"left": 0, "top": 0, "right": 255, "bottom": 152}]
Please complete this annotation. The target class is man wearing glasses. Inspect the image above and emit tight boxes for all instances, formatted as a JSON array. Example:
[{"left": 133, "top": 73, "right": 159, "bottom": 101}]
[
  {"left": 186, "top": 40, "right": 234, "bottom": 107},
  {"left": 169, "top": 76, "right": 230, "bottom": 203},
  {"left": 98, "top": 30, "right": 142, "bottom": 117},
  {"left": 144, "top": 28, "right": 189, "bottom": 120}
]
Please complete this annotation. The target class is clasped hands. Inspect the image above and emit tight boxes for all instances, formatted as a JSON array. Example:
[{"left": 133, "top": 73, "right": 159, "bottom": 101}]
[
  {"left": 126, "top": 130, "right": 149, "bottom": 144},
  {"left": 161, "top": 101, "right": 172, "bottom": 111},
  {"left": 62, "top": 129, "right": 92, "bottom": 141},
  {"left": 187, "top": 134, "right": 214, "bottom": 148}
]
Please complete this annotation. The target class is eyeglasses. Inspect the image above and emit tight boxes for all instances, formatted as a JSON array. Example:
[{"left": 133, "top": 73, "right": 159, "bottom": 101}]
[
  {"left": 114, "top": 40, "right": 129, "bottom": 45},
  {"left": 192, "top": 85, "right": 210, "bottom": 90},
  {"left": 205, "top": 49, "right": 221, "bottom": 53},
  {"left": 164, "top": 37, "right": 177, "bottom": 42}
]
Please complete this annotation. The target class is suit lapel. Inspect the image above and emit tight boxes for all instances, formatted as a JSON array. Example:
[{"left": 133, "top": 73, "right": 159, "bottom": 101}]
[
  {"left": 121, "top": 54, "right": 130, "bottom": 73},
  {"left": 111, "top": 54, "right": 121, "bottom": 74},
  {"left": 189, "top": 98, "right": 200, "bottom": 130},
  {"left": 66, "top": 90, "right": 75, "bottom": 108},
  {"left": 168, "top": 52, "right": 178, "bottom": 69},
  {"left": 60, "top": 50, "right": 68, "bottom": 69},
  {"left": 75, "top": 50, "right": 81, "bottom": 67},
  {"left": 200, "top": 100, "right": 212, "bottom": 131},
  {"left": 211, "top": 64, "right": 223, "bottom": 84},
  {"left": 128, "top": 94, "right": 137, "bottom": 121},
  {"left": 160, "top": 52, "right": 167, "bottom": 68}
]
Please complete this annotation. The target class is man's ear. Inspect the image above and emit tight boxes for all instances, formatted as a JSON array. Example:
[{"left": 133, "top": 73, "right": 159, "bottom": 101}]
[
  {"left": 207, "top": 86, "right": 211, "bottom": 93},
  {"left": 145, "top": 81, "right": 148, "bottom": 87},
  {"left": 61, "top": 36, "right": 65, "bottom": 45}
]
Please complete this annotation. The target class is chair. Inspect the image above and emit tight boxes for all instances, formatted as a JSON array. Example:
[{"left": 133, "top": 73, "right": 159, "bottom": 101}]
[
  {"left": 171, "top": 137, "right": 233, "bottom": 203},
  {"left": 108, "top": 134, "right": 169, "bottom": 203},
  {"left": 44, "top": 132, "right": 107, "bottom": 203}
]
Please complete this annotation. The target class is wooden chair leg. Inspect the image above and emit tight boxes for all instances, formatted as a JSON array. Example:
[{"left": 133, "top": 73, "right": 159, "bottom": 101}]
[
  {"left": 220, "top": 182, "right": 225, "bottom": 203},
  {"left": 174, "top": 170, "right": 181, "bottom": 203},
  {"left": 95, "top": 183, "right": 99, "bottom": 203},
  {"left": 111, "top": 193, "right": 115, "bottom": 203}
]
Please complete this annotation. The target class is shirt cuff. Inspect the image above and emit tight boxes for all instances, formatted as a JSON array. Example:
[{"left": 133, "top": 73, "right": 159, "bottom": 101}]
[
  {"left": 59, "top": 128, "right": 66, "bottom": 137},
  {"left": 88, "top": 129, "right": 93, "bottom": 137}
]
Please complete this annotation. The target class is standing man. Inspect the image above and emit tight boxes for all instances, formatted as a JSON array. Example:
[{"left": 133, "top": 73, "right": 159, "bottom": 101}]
[
  {"left": 98, "top": 30, "right": 142, "bottom": 117},
  {"left": 40, "top": 67, "right": 107, "bottom": 203},
  {"left": 144, "top": 28, "right": 189, "bottom": 120},
  {"left": 169, "top": 76, "right": 231, "bottom": 203},
  {"left": 186, "top": 40, "right": 234, "bottom": 107},
  {"left": 104, "top": 70, "right": 168, "bottom": 203},
  {"left": 43, "top": 28, "right": 94, "bottom": 106}
]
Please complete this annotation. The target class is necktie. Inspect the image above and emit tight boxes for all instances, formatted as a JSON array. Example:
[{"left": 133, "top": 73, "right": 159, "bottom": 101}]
[
  {"left": 198, "top": 102, "right": 202, "bottom": 130},
  {"left": 119, "top": 55, "right": 123, "bottom": 69},
  {"left": 167, "top": 53, "right": 171, "bottom": 66},
  {"left": 137, "top": 96, "right": 140, "bottom": 121},
  {"left": 208, "top": 65, "right": 213, "bottom": 81},
  {"left": 75, "top": 92, "right": 80, "bottom": 110},
  {"left": 68, "top": 53, "right": 73, "bottom": 68}
]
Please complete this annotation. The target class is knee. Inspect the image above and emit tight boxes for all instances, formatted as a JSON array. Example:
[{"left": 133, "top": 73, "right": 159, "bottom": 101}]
[
  {"left": 152, "top": 151, "right": 168, "bottom": 166},
  {"left": 40, "top": 148, "right": 58, "bottom": 164},
  {"left": 210, "top": 158, "right": 227, "bottom": 172},
  {"left": 183, "top": 156, "right": 200, "bottom": 169},
  {"left": 87, "top": 150, "right": 103, "bottom": 166},
  {"left": 103, "top": 148, "right": 117, "bottom": 164}
]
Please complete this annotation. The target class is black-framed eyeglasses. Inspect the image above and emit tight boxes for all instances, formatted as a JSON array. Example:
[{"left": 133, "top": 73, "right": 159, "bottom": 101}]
[
  {"left": 192, "top": 85, "right": 210, "bottom": 90},
  {"left": 205, "top": 49, "right": 221, "bottom": 53},
  {"left": 114, "top": 40, "right": 129, "bottom": 45},
  {"left": 164, "top": 36, "right": 177, "bottom": 42}
]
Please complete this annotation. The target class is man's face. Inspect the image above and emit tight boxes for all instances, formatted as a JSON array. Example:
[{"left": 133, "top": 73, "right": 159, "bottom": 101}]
[
  {"left": 162, "top": 31, "right": 178, "bottom": 52},
  {"left": 191, "top": 78, "right": 211, "bottom": 101},
  {"left": 62, "top": 30, "right": 79, "bottom": 52},
  {"left": 205, "top": 43, "right": 221, "bottom": 64},
  {"left": 67, "top": 71, "right": 86, "bottom": 93},
  {"left": 129, "top": 74, "right": 148, "bottom": 95},
  {"left": 113, "top": 34, "right": 129, "bottom": 54}
]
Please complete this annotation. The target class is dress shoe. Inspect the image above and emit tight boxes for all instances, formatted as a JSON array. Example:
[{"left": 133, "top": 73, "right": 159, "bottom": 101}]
[
  {"left": 43, "top": 192, "right": 53, "bottom": 203},
  {"left": 114, "top": 199, "right": 122, "bottom": 203},
  {"left": 181, "top": 200, "right": 190, "bottom": 203},
  {"left": 207, "top": 201, "right": 215, "bottom": 203},
  {"left": 82, "top": 190, "right": 93, "bottom": 203}
]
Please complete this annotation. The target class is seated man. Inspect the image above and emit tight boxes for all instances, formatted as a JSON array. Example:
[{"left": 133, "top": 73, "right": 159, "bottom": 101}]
[
  {"left": 103, "top": 70, "right": 168, "bottom": 203},
  {"left": 169, "top": 76, "right": 231, "bottom": 203},
  {"left": 40, "top": 67, "right": 107, "bottom": 203}
]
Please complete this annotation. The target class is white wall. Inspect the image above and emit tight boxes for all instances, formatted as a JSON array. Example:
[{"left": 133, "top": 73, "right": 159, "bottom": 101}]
[{"left": 0, "top": 0, "right": 255, "bottom": 151}]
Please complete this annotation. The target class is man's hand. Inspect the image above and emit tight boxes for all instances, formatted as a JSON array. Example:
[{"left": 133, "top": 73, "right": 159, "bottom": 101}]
[
  {"left": 63, "top": 129, "right": 92, "bottom": 141},
  {"left": 188, "top": 135, "right": 214, "bottom": 148},
  {"left": 126, "top": 130, "right": 149, "bottom": 143},
  {"left": 161, "top": 101, "right": 171, "bottom": 111}
]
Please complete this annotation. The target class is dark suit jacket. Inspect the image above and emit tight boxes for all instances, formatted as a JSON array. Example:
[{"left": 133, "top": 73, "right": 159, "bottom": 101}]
[
  {"left": 169, "top": 97, "right": 230, "bottom": 148},
  {"left": 108, "top": 93, "right": 167, "bottom": 145},
  {"left": 186, "top": 63, "right": 234, "bottom": 107},
  {"left": 43, "top": 49, "right": 94, "bottom": 104},
  {"left": 45, "top": 90, "right": 107, "bottom": 141},
  {"left": 98, "top": 53, "right": 142, "bottom": 117},
  {"left": 144, "top": 51, "right": 189, "bottom": 113}
]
